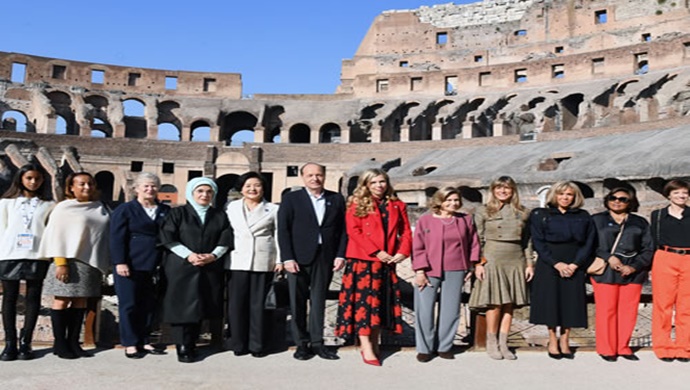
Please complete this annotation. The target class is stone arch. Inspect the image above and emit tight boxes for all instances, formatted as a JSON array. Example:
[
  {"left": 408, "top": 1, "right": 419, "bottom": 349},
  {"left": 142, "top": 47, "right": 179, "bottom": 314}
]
[
  {"left": 646, "top": 177, "right": 667, "bottom": 196},
  {"left": 95, "top": 171, "right": 115, "bottom": 203},
  {"left": 84, "top": 94, "right": 113, "bottom": 135},
  {"left": 268, "top": 127, "right": 281, "bottom": 143},
  {"left": 55, "top": 115, "right": 68, "bottom": 135},
  {"left": 191, "top": 119, "right": 212, "bottom": 142},
  {"left": 157, "top": 100, "right": 182, "bottom": 129},
  {"left": 616, "top": 79, "right": 640, "bottom": 94},
  {"left": 260, "top": 105, "right": 284, "bottom": 143},
  {"left": 123, "top": 98, "right": 147, "bottom": 138},
  {"left": 158, "top": 122, "right": 181, "bottom": 141},
  {"left": 91, "top": 116, "right": 112, "bottom": 137},
  {"left": 46, "top": 90, "right": 78, "bottom": 135},
  {"left": 215, "top": 173, "right": 240, "bottom": 210},
  {"left": 220, "top": 111, "right": 258, "bottom": 145},
  {"left": 561, "top": 93, "right": 584, "bottom": 130},
  {"left": 347, "top": 176, "right": 359, "bottom": 197},
  {"left": 458, "top": 186, "right": 483, "bottom": 204},
  {"left": 289, "top": 123, "right": 310, "bottom": 143},
  {"left": 1, "top": 110, "right": 32, "bottom": 132},
  {"left": 319, "top": 123, "right": 341, "bottom": 143},
  {"left": 602, "top": 177, "right": 635, "bottom": 192},
  {"left": 424, "top": 186, "right": 439, "bottom": 199},
  {"left": 231, "top": 130, "right": 254, "bottom": 146},
  {"left": 572, "top": 181, "right": 594, "bottom": 198}
]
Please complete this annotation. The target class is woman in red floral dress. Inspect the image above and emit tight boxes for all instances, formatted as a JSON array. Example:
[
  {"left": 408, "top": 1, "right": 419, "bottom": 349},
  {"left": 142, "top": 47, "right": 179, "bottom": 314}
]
[{"left": 335, "top": 168, "right": 412, "bottom": 366}]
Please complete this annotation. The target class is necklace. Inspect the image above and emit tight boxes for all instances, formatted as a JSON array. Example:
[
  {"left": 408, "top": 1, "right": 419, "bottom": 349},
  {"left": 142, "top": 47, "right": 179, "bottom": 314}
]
[{"left": 434, "top": 214, "right": 455, "bottom": 225}]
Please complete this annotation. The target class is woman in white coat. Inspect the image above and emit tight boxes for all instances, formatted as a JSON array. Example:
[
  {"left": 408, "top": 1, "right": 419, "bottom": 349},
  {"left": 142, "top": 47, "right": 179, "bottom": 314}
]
[{"left": 225, "top": 172, "right": 282, "bottom": 357}]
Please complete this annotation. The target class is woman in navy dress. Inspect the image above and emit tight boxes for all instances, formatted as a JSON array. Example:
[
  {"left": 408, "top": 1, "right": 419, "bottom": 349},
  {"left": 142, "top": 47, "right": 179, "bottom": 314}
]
[{"left": 529, "top": 181, "right": 595, "bottom": 359}]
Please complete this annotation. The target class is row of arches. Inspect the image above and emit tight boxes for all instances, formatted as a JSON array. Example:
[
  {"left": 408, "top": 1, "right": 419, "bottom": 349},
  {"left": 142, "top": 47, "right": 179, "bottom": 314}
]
[{"left": 1, "top": 71, "right": 679, "bottom": 145}]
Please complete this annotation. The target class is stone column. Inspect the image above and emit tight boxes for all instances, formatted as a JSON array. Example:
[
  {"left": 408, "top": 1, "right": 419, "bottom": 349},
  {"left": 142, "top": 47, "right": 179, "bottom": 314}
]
[
  {"left": 431, "top": 123, "right": 442, "bottom": 140},
  {"left": 113, "top": 123, "right": 126, "bottom": 138},
  {"left": 45, "top": 117, "right": 57, "bottom": 134},
  {"left": 339, "top": 125, "right": 350, "bottom": 143},
  {"left": 147, "top": 124, "right": 158, "bottom": 140},
  {"left": 253, "top": 125, "right": 265, "bottom": 143},
  {"left": 400, "top": 125, "right": 410, "bottom": 142},
  {"left": 493, "top": 120, "right": 504, "bottom": 137},
  {"left": 462, "top": 120, "right": 473, "bottom": 139},
  {"left": 280, "top": 128, "right": 290, "bottom": 144},
  {"left": 209, "top": 125, "right": 220, "bottom": 142},
  {"left": 181, "top": 125, "right": 191, "bottom": 141},
  {"left": 369, "top": 125, "right": 381, "bottom": 143},
  {"left": 311, "top": 128, "right": 320, "bottom": 144}
]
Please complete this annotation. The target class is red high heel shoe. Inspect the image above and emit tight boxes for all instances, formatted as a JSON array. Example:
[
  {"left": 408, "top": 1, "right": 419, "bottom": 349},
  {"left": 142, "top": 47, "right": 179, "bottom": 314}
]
[{"left": 361, "top": 350, "right": 381, "bottom": 366}]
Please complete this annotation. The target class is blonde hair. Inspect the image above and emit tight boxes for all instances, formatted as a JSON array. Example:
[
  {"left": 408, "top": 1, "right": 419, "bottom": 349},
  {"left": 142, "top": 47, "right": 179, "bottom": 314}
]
[
  {"left": 485, "top": 176, "right": 525, "bottom": 217},
  {"left": 545, "top": 181, "right": 585, "bottom": 209},
  {"left": 347, "top": 169, "right": 397, "bottom": 217},
  {"left": 428, "top": 187, "right": 462, "bottom": 215}
]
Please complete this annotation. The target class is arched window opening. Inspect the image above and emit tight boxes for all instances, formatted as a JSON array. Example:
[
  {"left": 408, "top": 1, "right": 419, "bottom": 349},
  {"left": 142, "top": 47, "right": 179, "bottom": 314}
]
[
  {"left": 91, "top": 130, "right": 107, "bottom": 138},
  {"left": 56, "top": 116, "right": 68, "bottom": 135},
  {"left": 191, "top": 120, "right": 211, "bottom": 142},
  {"left": 158, "top": 123, "right": 180, "bottom": 141},
  {"left": 319, "top": 123, "right": 341, "bottom": 143},
  {"left": 1, "top": 110, "right": 29, "bottom": 132},
  {"left": 123, "top": 99, "right": 145, "bottom": 117},
  {"left": 289, "top": 124, "right": 310, "bottom": 143},
  {"left": 230, "top": 130, "right": 254, "bottom": 146}
]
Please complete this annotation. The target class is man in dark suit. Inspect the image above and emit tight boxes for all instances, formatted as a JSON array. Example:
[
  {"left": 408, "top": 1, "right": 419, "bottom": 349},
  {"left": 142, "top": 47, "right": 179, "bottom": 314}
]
[{"left": 278, "top": 162, "right": 347, "bottom": 361}]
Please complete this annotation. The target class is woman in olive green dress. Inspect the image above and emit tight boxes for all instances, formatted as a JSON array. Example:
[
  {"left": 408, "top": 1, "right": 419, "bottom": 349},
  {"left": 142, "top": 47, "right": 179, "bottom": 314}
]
[{"left": 469, "top": 176, "right": 533, "bottom": 360}]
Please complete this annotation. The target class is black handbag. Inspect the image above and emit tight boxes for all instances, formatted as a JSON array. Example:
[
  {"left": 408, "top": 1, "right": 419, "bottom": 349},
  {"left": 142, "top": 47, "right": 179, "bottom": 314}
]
[{"left": 265, "top": 272, "right": 289, "bottom": 310}]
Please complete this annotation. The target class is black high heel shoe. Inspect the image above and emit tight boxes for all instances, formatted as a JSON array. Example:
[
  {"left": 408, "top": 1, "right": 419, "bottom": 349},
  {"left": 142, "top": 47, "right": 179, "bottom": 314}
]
[
  {"left": 547, "top": 343, "right": 562, "bottom": 360},
  {"left": 125, "top": 347, "right": 144, "bottom": 359}
]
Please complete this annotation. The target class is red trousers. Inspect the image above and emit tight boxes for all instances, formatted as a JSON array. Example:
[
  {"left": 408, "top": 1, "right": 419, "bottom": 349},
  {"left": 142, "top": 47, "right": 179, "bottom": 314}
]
[
  {"left": 651, "top": 250, "right": 690, "bottom": 359},
  {"left": 591, "top": 278, "right": 642, "bottom": 356}
]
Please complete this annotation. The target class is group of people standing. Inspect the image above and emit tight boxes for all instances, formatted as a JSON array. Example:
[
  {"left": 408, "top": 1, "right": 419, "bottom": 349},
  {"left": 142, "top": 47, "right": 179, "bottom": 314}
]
[{"left": 1, "top": 162, "right": 689, "bottom": 366}]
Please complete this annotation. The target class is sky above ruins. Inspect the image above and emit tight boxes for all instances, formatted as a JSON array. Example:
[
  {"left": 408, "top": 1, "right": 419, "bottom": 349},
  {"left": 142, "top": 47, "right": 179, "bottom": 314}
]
[{"left": 2, "top": 0, "right": 472, "bottom": 96}]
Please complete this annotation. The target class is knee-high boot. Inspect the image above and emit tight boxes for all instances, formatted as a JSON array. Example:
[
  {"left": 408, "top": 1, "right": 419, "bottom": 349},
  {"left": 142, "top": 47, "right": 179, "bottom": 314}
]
[
  {"left": 51, "top": 309, "right": 77, "bottom": 359},
  {"left": 67, "top": 308, "right": 93, "bottom": 358},
  {"left": 18, "top": 329, "right": 35, "bottom": 360}
]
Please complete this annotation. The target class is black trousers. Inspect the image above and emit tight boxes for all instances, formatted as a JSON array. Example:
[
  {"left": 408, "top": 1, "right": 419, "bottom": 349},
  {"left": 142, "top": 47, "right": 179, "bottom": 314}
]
[
  {"left": 287, "top": 247, "right": 333, "bottom": 347},
  {"left": 114, "top": 270, "right": 156, "bottom": 347},
  {"left": 227, "top": 270, "right": 272, "bottom": 353}
]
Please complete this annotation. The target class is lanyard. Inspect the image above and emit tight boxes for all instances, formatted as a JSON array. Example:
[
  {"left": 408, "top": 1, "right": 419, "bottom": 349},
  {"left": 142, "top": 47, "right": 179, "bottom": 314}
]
[{"left": 19, "top": 197, "right": 39, "bottom": 232}]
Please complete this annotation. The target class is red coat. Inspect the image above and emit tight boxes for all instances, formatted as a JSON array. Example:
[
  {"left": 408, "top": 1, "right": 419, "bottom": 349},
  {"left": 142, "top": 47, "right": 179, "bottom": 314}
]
[{"left": 345, "top": 199, "right": 412, "bottom": 261}]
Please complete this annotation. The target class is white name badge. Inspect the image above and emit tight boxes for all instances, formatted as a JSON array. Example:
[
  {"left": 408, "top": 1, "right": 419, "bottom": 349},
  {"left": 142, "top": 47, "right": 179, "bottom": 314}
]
[{"left": 15, "top": 233, "right": 35, "bottom": 250}]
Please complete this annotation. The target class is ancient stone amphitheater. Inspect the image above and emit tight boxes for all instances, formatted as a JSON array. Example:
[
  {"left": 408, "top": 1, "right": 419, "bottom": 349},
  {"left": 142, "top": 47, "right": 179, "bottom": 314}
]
[{"left": 1, "top": 0, "right": 689, "bottom": 347}]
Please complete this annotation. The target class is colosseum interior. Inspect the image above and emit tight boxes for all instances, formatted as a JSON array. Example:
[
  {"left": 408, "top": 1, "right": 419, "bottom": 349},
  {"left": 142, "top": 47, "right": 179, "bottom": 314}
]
[{"left": 1, "top": 0, "right": 690, "bottom": 348}]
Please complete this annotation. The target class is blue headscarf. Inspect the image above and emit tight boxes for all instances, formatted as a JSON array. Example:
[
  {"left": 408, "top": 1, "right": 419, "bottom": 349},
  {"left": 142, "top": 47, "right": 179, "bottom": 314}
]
[{"left": 185, "top": 177, "right": 218, "bottom": 223}]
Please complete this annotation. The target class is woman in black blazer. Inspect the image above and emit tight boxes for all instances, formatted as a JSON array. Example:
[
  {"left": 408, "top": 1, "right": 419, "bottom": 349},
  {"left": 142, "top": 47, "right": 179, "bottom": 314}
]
[{"left": 110, "top": 172, "right": 170, "bottom": 359}]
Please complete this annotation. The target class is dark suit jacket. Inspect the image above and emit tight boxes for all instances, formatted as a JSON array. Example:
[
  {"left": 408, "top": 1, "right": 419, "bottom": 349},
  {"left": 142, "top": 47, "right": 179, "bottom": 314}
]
[
  {"left": 109, "top": 200, "right": 171, "bottom": 272},
  {"left": 277, "top": 188, "right": 347, "bottom": 265}
]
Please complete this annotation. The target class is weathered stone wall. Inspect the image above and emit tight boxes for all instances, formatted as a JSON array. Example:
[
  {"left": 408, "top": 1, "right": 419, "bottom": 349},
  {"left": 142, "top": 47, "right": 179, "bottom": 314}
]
[{"left": 339, "top": 0, "right": 690, "bottom": 96}]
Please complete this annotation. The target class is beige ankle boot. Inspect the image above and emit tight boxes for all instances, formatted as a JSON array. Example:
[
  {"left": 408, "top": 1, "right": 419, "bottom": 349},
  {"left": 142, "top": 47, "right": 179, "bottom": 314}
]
[
  {"left": 486, "top": 333, "right": 503, "bottom": 360},
  {"left": 499, "top": 333, "right": 516, "bottom": 360}
]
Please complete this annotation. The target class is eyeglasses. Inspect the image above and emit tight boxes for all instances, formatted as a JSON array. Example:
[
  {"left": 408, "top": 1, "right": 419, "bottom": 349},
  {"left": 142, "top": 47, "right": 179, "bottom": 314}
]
[{"left": 607, "top": 195, "right": 630, "bottom": 203}]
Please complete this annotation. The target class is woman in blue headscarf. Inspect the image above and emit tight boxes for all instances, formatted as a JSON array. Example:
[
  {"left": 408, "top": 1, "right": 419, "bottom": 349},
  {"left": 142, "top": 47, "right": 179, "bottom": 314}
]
[{"left": 159, "top": 177, "right": 233, "bottom": 363}]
